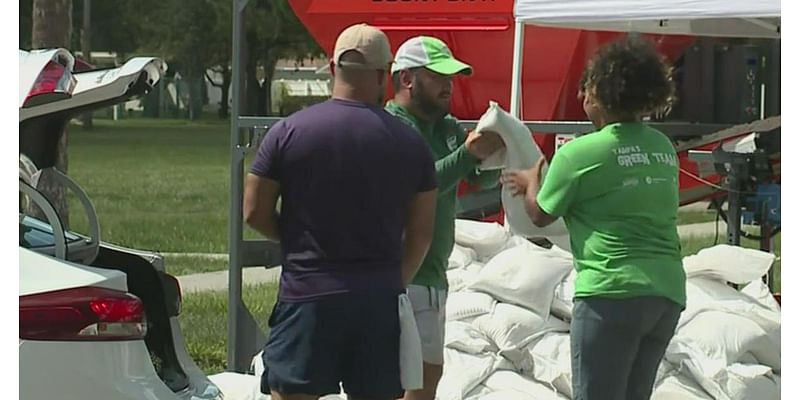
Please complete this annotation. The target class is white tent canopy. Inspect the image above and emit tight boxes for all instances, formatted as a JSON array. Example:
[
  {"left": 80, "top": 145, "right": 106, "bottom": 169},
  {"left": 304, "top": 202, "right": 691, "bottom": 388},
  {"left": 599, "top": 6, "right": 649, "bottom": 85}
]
[
  {"left": 514, "top": 0, "right": 780, "bottom": 38},
  {"left": 508, "top": 0, "right": 780, "bottom": 116}
]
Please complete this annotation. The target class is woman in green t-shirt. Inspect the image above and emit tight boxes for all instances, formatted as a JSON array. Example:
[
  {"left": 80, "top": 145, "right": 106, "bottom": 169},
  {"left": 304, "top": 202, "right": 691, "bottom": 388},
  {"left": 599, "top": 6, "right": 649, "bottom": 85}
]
[{"left": 502, "top": 36, "right": 686, "bottom": 400}]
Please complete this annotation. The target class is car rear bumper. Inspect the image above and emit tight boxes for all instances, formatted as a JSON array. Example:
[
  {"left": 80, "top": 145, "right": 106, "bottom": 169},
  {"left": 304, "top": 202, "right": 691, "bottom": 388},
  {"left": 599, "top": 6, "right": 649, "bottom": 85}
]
[{"left": 20, "top": 340, "right": 182, "bottom": 400}]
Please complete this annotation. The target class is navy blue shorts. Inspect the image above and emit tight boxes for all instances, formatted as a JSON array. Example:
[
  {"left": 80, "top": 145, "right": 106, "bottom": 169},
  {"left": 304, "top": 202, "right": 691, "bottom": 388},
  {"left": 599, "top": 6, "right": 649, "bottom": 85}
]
[{"left": 261, "top": 291, "right": 403, "bottom": 399}]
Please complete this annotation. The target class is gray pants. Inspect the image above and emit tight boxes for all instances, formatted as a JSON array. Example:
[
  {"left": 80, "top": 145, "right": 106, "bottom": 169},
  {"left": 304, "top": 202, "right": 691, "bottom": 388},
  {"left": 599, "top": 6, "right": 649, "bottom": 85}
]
[{"left": 570, "top": 296, "right": 682, "bottom": 400}]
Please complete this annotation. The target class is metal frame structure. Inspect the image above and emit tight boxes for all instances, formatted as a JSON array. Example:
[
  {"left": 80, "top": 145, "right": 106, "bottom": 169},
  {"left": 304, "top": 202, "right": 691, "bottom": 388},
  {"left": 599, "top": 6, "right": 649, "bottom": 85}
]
[{"left": 226, "top": 0, "right": 747, "bottom": 372}]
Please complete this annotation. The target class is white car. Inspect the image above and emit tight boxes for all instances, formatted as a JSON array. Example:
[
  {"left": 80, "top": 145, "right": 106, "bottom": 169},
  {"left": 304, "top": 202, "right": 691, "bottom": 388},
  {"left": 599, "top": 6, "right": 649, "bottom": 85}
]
[{"left": 19, "top": 49, "right": 223, "bottom": 400}]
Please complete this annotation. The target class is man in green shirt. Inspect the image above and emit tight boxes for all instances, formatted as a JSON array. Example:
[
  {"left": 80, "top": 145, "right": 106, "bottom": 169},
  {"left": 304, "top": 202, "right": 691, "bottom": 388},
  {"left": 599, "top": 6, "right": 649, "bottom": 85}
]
[
  {"left": 503, "top": 37, "right": 685, "bottom": 400},
  {"left": 385, "top": 36, "right": 504, "bottom": 400}
]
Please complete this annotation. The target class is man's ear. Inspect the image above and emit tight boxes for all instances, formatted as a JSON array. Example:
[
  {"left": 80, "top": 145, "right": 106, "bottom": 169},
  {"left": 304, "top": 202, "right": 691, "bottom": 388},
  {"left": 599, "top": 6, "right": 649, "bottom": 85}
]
[{"left": 400, "top": 69, "right": 414, "bottom": 90}]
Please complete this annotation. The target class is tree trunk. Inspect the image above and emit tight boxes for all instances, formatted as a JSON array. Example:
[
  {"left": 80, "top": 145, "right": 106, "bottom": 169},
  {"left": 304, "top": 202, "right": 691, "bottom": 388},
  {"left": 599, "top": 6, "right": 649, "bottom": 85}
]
[
  {"left": 245, "top": 55, "right": 262, "bottom": 116},
  {"left": 219, "top": 67, "right": 231, "bottom": 118},
  {"left": 32, "top": 0, "right": 72, "bottom": 49},
  {"left": 30, "top": 0, "right": 72, "bottom": 228},
  {"left": 261, "top": 54, "right": 278, "bottom": 116},
  {"left": 80, "top": 0, "right": 93, "bottom": 130},
  {"left": 188, "top": 72, "right": 196, "bottom": 121},
  {"left": 256, "top": 79, "right": 268, "bottom": 116},
  {"left": 187, "top": 54, "right": 197, "bottom": 121}
]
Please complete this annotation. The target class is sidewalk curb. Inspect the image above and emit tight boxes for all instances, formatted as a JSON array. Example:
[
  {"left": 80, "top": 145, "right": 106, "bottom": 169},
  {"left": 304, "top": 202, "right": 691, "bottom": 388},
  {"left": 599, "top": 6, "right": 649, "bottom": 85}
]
[{"left": 176, "top": 221, "right": 736, "bottom": 293}]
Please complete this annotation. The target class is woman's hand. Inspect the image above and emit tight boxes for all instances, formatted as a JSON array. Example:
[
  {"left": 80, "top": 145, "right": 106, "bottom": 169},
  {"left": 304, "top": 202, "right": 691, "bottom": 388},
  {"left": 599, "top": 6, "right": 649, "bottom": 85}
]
[{"left": 501, "top": 157, "right": 547, "bottom": 197}]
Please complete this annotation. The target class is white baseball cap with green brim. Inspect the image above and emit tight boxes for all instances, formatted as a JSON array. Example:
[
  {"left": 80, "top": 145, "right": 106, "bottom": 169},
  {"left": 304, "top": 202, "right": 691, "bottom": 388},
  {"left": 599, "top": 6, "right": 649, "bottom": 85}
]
[{"left": 391, "top": 36, "right": 473, "bottom": 76}]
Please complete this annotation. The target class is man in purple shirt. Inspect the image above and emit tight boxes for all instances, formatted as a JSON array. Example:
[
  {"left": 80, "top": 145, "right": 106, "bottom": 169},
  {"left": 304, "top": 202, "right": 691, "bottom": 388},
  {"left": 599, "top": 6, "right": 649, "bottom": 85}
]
[{"left": 244, "top": 23, "right": 438, "bottom": 400}]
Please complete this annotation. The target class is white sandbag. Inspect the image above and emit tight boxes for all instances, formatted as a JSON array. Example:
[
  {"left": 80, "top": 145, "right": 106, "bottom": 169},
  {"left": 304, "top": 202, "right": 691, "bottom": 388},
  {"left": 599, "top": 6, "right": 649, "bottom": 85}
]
[
  {"left": 454, "top": 219, "right": 511, "bottom": 260},
  {"left": 208, "top": 372, "right": 268, "bottom": 400},
  {"left": 550, "top": 299, "right": 573, "bottom": 323},
  {"left": 526, "top": 332, "right": 573, "bottom": 398},
  {"left": 446, "top": 292, "right": 496, "bottom": 321},
  {"left": 719, "top": 363, "right": 780, "bottom": 400},
  {"left": 483, "top": 370, "right": 569, "bottom": 400},
  {"left": 474, "top": 101, "right": 571, "bottom": 250},
  {"left": 675, "top": 310, "right": 780, "bottom": 372},
  {"left": 741, "top": 279, "right": 781, "bottom": 312},
  {"left": 479, "top": 390, "right": 553, "bottom": 400},
  {"left": 682, "top": 244, "right": 775, "bottom": 284},
  {"left": 652, "top": 370, "right": 714, "bottom": 400},
  {"left": 470, "top": 390, "right": 540, "bottom": 400},
  {"left": 251, "top": 351, "right": 265, "bottom": 377},
  {"left": 436, "top": 349, "right": 500, "bottom": 400},
  {"left": 446, "top": 268, "right": 478, "bottom": 293},
  {"left": 473, "top": 303, "right": 548, "bottom": 350},
  {"left": 464, "top": 261, "right": 486, "bottom": 275},
  {"left": 496, "top": 235, "right": 537, "bottom": 254},
  {"left": 494, "top": 356, "right": 518, "bottom": 372},
  {"left": 445, "top": 321, "right": 498, "bottom": 355},
  {"left": 682, "top": 278, "right": 781, "bottom": 352},
  {"left": 469, "top": 243, "right": 573, "bottom": 318},
  {"left": 527, "top": 332, "right": 571, "bottom": 363},
  {"left": 551, "top": 269, "right": 576, "bottom": 321},
  {"left": 449, "top": 244, "right": 477, "bottom": 270},
  {"left": 665, "top": 341, "right": 780, "bottom": 400},
  {"left": 463, "top": 384, "right": 495, "bottom": 400},
  {"left": 501, "top": 316, "right": 571, "bottom": 374}
]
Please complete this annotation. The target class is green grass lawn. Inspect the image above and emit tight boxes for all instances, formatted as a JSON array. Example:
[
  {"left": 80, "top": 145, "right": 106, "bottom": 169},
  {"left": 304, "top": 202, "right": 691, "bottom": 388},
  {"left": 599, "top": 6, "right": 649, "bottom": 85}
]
[
  {"left": 66, "top": 118, "right": 264, "bottom": 254},
  {"left": 676, "top": 209, "right": 719, "bottom": 225},
  {"left": 179, "top": 283, "right": 279, "bottom": 375}
]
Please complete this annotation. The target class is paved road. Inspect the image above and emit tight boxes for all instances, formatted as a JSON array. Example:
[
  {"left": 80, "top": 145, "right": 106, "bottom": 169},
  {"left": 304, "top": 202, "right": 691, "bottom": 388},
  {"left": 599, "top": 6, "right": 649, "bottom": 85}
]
[{"left": 178, "top": 266, "right": 281, "bottom": 293}]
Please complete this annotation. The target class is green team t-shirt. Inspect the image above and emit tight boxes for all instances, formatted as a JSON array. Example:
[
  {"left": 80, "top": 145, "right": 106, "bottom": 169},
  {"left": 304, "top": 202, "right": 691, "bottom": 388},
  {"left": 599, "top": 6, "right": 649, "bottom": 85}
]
[{"left": 537, "top": 122, "right": 686, "bottom": 307}]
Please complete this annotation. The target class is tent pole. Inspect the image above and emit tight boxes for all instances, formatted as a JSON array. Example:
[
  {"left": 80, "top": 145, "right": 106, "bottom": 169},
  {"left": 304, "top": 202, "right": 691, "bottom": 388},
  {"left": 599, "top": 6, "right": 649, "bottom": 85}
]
[
  {"left": 506, "top": 18, "right": 526, "bottom": 233},
  {"left": 510, "top": 19, "right": 525, "bottom": 119}
]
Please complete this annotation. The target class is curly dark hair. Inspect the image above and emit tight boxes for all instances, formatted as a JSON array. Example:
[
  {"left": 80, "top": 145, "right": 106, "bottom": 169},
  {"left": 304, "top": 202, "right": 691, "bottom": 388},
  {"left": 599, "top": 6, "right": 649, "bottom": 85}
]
[{"left": 580, "top": 36, "right": 676, "bottom": 118}]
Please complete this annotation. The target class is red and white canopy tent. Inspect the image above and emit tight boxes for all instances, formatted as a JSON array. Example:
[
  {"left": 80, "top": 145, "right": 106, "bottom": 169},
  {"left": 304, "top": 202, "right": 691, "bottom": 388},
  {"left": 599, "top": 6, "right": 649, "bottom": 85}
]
[{"left": 509, "top": 0, "right": 781, "bottom": 116}]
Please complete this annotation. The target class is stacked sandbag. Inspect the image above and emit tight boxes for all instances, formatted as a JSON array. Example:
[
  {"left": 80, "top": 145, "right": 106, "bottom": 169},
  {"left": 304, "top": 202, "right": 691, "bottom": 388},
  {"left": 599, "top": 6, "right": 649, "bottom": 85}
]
[
  {"left": 454, "top": 219, "right": 510, "bottom": 262},
  {"left": 658, "top": 245, "right": 781, "bottom": 400},
  {"left": 550, "top": 269, "right": 576, "bottom": 321},
  {"left": 441, "top": 220, "right": 781, "bottom": 400},
  {"left": 237, "top": 224, "right": 779, "bottom": 400},
  {"left": 437, "top": 349, "right": 504, "bottom": 400},
  {"left": 439, "top": 220, "right": 578, "bottom": 399},
  {"left": 468, "top": 241, "right": 574, "bottom": 319}
]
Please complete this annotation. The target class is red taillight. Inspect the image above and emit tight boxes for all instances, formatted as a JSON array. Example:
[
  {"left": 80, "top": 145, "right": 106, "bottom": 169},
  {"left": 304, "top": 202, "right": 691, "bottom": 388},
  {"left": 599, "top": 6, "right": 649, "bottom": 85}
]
[
  {"left": 20, "top": 287, "right": 147, "bottom": 341},
  {"left": 23, "top": 60, "right": 76, "bottom": 107}
]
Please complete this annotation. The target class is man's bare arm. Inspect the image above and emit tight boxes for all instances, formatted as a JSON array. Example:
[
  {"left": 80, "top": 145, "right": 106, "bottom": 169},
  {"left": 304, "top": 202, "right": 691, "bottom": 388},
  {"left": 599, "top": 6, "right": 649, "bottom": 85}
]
[
  {"left": 243, "top": 174, "right": 281, "bottom": 242},
  {"left": 401, "top": 188, "right": 438, "bottom": 287}
]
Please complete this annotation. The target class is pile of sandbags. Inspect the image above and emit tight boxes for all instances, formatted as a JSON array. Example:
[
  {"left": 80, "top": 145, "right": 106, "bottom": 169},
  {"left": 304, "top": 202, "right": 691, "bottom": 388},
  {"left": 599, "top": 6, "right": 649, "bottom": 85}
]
[
  {"left": 226, "top": 220, "right": 780, "bottom": 400},
  {"left": 438, "top": 219, "right": 781, "bottom": 400}
]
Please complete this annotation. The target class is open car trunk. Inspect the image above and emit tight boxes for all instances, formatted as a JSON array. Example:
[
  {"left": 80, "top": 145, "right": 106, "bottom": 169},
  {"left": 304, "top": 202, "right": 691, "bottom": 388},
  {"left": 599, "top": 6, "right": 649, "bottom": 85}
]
[
  {"left": 91, "top": 244, "right": 190, "bottom": 393},
  {"left": 17, "top": 53, "right": 219, "bottom": 397},
  {"left": 19, "top": 55, "right": 165, "bottom": 169}
]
